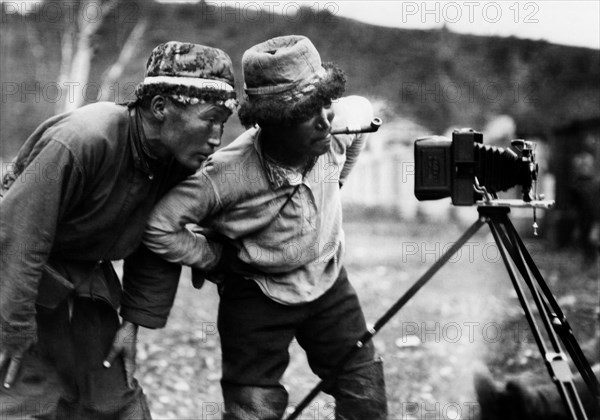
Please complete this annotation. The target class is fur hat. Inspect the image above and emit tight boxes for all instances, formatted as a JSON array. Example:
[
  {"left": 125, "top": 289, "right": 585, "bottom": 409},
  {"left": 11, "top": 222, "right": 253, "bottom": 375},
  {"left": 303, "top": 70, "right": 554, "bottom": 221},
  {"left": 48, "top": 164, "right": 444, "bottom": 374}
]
[{"left": 238, "top": 35, "right": 345, "bottom": 126}]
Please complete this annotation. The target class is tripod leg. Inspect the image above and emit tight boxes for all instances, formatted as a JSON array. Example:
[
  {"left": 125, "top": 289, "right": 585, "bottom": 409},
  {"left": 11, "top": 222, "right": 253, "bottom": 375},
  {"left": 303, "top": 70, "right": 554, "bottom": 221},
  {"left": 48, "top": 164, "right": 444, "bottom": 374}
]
[
  {"left": 284, "top": 218, "right": 487, "bottom": 420},
  {"left": 486, "top": 212, "right": 598, "bottom": 398},
  {"left": 504, "top": 218, "right": 600, "bottom": 398},
  {"left": 488, "top": 219, "right": 589, "bottom": 420}
]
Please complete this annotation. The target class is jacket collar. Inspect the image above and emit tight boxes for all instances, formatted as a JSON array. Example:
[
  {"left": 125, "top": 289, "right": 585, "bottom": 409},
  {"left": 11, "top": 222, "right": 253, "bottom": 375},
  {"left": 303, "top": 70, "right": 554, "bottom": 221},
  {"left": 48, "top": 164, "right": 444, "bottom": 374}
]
[{"left": 129, "top": 106, "right": 165, "bottom": 175}]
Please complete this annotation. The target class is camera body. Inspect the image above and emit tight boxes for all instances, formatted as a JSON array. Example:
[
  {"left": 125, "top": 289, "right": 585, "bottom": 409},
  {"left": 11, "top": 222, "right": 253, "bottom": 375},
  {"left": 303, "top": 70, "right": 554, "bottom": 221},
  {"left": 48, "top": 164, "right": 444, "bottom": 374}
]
[{"left": 414, "top": 129, "right": 538, "bottom": 206}]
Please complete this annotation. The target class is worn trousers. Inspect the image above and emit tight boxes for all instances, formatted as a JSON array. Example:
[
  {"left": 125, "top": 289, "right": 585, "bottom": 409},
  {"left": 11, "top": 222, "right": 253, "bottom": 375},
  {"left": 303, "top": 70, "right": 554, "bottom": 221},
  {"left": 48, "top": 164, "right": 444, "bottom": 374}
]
[
  {"left": 0, "top": 298, "right": 151, "bottom": 420},
  {"left": 217, "top": 267, "right": 388, "bottom": 419}
]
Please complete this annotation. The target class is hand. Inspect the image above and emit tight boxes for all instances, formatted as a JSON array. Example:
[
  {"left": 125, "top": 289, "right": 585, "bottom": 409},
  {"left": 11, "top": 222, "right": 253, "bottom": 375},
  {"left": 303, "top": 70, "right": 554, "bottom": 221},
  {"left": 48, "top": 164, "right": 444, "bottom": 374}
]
[
  {"left": 0, "top": 332, "right": 35, "bottom": 389},
  {"left": 103, "top": 320, "right": 138, "bottom": 389},
  {"left": 0, "top": 348, "right": 25, "bottom": 389}
]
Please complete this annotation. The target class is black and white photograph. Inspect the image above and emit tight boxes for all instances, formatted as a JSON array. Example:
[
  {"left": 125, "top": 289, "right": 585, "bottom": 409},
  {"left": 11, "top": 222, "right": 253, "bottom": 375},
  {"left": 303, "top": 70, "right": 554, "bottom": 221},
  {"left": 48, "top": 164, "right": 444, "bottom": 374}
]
[{"left": 1, "top": 1, "right": 599, "bottom": 419}]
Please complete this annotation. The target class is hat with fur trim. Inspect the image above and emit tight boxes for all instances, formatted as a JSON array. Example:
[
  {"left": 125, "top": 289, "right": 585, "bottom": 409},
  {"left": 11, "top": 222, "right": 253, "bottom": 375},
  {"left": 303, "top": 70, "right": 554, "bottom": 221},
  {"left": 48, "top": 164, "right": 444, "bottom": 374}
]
[{"left": 239, "top": 35, "right": 345, "bottom": 126}]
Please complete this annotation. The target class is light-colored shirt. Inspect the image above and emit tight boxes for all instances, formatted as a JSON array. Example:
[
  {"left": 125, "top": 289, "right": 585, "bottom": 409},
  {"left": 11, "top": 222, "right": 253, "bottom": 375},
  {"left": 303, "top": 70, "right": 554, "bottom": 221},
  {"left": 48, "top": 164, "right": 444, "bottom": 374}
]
[{"left": 144, "top": 96, "right": 373, "bottom": 305}]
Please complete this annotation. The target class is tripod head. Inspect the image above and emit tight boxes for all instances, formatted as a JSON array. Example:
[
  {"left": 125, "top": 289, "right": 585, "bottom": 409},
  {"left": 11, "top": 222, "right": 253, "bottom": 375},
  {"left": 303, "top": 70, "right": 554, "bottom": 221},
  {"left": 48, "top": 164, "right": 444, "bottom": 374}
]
[
  {"left": 476, "top": 199, "right": 555, "bottom": 209},
  {"left": 475, "top": 190, "right": 555, "bottom": 235}
]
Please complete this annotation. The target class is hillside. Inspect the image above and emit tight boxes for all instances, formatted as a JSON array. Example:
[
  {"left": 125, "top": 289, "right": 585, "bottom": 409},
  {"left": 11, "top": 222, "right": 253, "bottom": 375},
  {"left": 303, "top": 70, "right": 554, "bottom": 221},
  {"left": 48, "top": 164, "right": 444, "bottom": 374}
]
[{"left": 1, "top": 1, "right": 599, "bottom": 158}]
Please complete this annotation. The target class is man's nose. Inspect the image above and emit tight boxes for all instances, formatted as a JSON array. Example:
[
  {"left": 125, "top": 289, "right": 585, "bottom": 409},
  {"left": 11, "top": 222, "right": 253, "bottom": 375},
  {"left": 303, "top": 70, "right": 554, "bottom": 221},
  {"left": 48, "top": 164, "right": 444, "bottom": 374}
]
[
  {"left": 207, "top": 125, "right": 222, "bottom": 148},
  {"left": 317, "top": 107, "right": 334, "bottom": 131}
]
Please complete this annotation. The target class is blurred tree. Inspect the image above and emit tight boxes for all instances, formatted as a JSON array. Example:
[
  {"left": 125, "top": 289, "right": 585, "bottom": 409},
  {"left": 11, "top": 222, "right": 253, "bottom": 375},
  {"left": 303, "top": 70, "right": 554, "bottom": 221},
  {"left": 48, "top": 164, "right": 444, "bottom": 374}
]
[
  {"left": 58, "top": 0, "right": 118, "bottom": 111},
  {"left": 20, "top": 0, "right": 145, "bottom": 113},
  {"left": 97, "top": 15, "right": 147, "bottom": 102}
]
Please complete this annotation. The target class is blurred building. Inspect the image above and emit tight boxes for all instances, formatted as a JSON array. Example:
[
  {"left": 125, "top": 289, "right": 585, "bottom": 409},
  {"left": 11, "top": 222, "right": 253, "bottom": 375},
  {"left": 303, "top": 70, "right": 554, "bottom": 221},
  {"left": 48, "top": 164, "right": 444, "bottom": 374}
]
[
  {"left": 549, "top": 117, "right": 600, "bottom": 253},
  {"left": 341, "top": 117, "right": 429, "bottom": 220}
]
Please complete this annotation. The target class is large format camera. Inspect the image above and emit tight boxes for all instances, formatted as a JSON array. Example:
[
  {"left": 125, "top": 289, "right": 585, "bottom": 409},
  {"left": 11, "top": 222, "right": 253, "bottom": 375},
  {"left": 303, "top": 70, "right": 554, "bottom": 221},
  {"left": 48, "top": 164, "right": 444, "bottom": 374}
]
[{"left": 414, "top": 129, "right": 538, "bottom": 206}]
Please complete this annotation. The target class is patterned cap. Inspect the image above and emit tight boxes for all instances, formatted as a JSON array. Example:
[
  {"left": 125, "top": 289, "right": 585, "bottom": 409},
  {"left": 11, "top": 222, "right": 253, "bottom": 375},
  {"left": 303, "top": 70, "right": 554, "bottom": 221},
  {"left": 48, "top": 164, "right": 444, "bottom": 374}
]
[
  {"left": 141, "top": 41, "right": 237, "bottom": 111},
  {"left": 242, "top": 35, "right": 330, "bottom": 102}
]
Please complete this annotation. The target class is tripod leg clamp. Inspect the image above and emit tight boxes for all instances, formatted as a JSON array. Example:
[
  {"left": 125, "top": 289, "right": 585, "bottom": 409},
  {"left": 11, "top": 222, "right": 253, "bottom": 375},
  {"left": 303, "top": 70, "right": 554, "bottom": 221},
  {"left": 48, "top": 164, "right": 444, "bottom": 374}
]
[{"left": 546, "top": 352, "right": 574, "bottom": 382}]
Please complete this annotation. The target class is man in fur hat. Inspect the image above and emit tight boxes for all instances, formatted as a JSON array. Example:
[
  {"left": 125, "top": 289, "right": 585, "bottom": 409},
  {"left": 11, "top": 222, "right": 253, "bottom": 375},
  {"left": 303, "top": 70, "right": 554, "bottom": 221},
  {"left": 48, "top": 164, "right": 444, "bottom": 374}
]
[
  {"left": 144, "top": 35, "right": 388, "bottom": 419},
  {"left": 0, "top": 41, "right": 237, "bottom": 419}
]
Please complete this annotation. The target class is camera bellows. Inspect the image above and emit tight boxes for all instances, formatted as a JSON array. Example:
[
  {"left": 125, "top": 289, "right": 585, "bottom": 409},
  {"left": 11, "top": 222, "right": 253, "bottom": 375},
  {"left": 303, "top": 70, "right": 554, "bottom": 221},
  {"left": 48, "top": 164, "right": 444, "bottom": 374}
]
[
  {"left": 414, "top": 129, "right": 538, "bottom": 205},
  {"left": 474, "top": 143, "right": 535, "bottom": 199}
]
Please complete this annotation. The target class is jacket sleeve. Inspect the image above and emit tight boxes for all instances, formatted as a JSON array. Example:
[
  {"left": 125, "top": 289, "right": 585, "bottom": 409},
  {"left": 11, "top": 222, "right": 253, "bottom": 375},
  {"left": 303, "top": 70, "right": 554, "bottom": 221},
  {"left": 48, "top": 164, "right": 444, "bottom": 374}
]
[
  {"left": 119, "top": 244, "right": 182, "bottom": 329},
  {"left": 338, "top": 96, "right": 373, "bottom": 184},
  {"left": 0, "top": 140, "right": 83, "bottom": 350},
  {"left": 143, "top": 167, "right": 223, "bottom": 271}
]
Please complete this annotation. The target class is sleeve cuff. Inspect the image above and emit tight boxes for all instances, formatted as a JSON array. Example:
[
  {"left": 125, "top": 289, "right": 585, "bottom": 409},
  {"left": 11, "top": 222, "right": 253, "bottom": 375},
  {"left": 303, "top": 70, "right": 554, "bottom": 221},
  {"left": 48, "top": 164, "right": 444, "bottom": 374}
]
[{"left": 120, "top": 307, "right": 168, "bottom": 329}]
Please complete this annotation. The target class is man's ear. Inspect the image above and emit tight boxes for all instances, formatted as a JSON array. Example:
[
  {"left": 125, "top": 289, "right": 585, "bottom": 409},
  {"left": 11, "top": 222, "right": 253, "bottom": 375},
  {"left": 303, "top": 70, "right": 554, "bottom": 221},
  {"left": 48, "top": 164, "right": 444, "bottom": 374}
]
[{"left": 150, "top": 95, "right": 167, "bottom": 122}]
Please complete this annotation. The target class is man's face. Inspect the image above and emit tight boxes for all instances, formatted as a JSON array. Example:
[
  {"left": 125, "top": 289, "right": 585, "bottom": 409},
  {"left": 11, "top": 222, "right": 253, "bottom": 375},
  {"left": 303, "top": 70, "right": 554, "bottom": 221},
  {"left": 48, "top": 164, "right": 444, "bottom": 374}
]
[
  {"left": 282, "top": 103, "right": 335, "bottom": 160},
  {"left": 160, "top": 101, "right": 230, "bottom": 170}
]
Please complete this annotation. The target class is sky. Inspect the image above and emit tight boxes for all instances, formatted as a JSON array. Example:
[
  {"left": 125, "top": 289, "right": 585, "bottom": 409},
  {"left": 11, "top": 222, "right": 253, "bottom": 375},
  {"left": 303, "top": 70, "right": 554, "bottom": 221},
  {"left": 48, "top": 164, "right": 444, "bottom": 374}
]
[
  {"left": 157, "top": 0, "right": 600, "bottom": 49},
  {"left": 3, "top": 0, "right": 599, "bottom": 48},
  {"left": 329, "top": 1, "right": 600, "bottom": 49}
]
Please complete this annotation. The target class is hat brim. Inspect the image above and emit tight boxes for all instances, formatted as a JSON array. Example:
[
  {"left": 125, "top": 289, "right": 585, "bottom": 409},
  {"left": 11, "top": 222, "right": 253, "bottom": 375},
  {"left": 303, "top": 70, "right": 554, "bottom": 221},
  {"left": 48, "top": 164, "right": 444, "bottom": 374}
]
[{"left": 134, "top": 82, "right": 238, "bottom": 112}]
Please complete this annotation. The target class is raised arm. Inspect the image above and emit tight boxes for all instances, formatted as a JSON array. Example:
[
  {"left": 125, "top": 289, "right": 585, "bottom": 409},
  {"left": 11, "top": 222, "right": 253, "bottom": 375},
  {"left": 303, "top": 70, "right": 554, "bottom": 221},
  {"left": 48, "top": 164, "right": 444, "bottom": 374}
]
[{"left": 336, "top": 96, "right": 374, "bottom": 185}]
